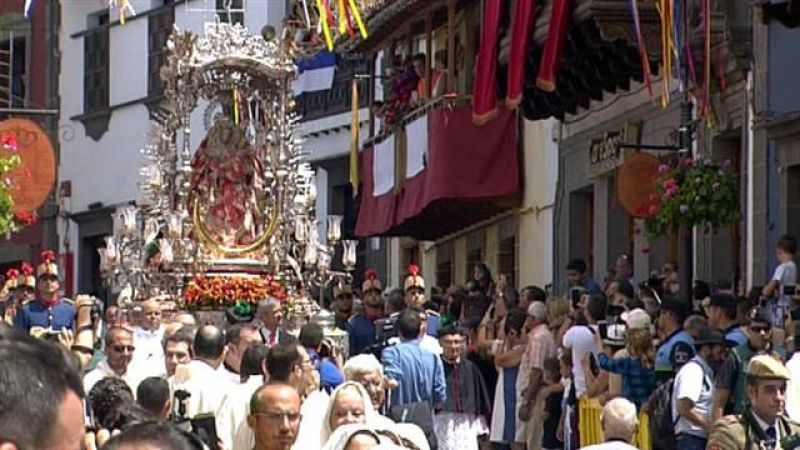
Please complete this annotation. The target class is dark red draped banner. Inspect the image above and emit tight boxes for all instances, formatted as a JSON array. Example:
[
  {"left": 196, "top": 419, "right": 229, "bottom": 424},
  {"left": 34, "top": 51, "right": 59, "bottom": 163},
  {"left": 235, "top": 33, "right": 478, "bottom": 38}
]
[
  {"left": 356, "top": 106, "right": 519, "bottom": 239},
  {"left": 471, "top": 0, "right": 503, "bottom": 124},
  {"left": 506, "top": 0, "right": 536, "bottom": 108},
  {"left": 536, "top": 0, "right": 573, "bottom": 91}
]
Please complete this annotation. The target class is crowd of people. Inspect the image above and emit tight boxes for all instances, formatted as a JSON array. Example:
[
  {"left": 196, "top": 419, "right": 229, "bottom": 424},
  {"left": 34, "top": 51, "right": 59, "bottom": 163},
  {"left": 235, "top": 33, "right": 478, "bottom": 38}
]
[{"left": 1, "top": 234, "right": 799, "bottom": 450}]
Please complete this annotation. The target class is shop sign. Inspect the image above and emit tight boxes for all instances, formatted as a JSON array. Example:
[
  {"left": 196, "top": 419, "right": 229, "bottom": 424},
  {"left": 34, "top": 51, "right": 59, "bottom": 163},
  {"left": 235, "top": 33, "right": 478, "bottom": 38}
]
[{"left": 588, "top": 122, "right": 642, "bottom": 178}]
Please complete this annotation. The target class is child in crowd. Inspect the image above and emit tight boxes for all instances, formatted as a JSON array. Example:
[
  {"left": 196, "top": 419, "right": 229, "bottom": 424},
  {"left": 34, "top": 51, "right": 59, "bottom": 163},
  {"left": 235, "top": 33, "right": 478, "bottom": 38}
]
[
  {"left": 763, "top": 234, "right": 797, "bottom": 327},
  {"left": 557, "top": 350, "right": 577, "bottom": 450},
  {"left": 540, "top": 356, "right": 564, "bottom": 450}
]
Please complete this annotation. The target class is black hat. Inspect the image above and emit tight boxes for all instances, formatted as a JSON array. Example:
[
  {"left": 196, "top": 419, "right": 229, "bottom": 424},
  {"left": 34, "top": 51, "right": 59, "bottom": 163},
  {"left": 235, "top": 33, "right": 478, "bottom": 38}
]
[
  {"left": 694, "top": 326, "right": 736, "bottom": 347},
  {"left": 748, "top": 307, "right": 773, "bottom": 327}
]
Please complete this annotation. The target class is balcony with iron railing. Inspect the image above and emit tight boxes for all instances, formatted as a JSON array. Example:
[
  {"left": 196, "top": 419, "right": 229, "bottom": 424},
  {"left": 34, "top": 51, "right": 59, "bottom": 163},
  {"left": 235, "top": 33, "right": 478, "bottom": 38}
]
[{"left": 294, "top": 57, "right": 369, "bottom": 122}]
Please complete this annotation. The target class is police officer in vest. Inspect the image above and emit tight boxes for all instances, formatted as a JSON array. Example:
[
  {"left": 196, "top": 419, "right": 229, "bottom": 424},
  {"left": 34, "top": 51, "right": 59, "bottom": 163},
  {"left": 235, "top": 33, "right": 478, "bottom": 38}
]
[
  {"left": 14, "top": 250, "right": 76, "bottom": 335},
  {"left": 347, "top": 269, "right": 385, "bottom": 356},
  {"left": 656, "top": 297, "right": 695, "bottom": 380},
  {"left": 404, "top": 264, "right": 439, "bottom": 337},
  {"left": 707, "top": 355, "right": 800, "bottom": 450}
]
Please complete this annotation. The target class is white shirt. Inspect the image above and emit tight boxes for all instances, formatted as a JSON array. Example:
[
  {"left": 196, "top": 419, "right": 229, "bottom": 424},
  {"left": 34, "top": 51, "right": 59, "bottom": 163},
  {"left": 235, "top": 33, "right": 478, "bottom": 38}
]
[
  {"left": 83, "top": 359, "right": 144, "bottom": 397},
  {"left": 420, "top": 335, "right": 443, "bottom": 355},
  {"left": 562, "top": 324, "right": 599, "bottom": 397},
  {"left": 173, "top": 360, "right": 233, "bottom": 419},
  {"left": 218, "top": 365, "right": 242, "bottom": 385},
  {"left": 786, "top": 352, "right": 800, "bottom": 422},
  {"left": 672, "top": 356, "right": 714, "bottom": 437},
  {"left": 750, "top": 408, "right": 781, "bottom": 443},
  {"left": 131, "top": 326, "right": 166, "bottom": 378},
  {"left": 387, "top": 335, "right": 443, "bottom": 355},
  {"left": 581, "top": 441, "right": 639, "bottom": 450},
  {"left": 772, "top": 260, "right": 797, "bottom": 302},
  {"left": 216, "top": 376, "right": 265, "bottom": 450}
]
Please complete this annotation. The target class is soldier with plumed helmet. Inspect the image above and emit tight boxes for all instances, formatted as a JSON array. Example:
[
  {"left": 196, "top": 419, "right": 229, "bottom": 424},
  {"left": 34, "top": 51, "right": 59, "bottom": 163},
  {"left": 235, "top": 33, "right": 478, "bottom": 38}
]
[{"left": 14, "top": 250, "right": 76, "bottom": 335}]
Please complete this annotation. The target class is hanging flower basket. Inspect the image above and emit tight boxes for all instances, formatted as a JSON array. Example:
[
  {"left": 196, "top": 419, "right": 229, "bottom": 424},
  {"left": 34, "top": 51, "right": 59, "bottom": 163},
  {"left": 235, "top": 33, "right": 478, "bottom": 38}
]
[
  {"left": 0, "top": 135, "right": 38, "bottom": 235},
  {"left": 638, "top": 157, "right": 740, "bottom": 239},
  {"left": 180, "top": 274, "right": 288, "bottom": 311}
]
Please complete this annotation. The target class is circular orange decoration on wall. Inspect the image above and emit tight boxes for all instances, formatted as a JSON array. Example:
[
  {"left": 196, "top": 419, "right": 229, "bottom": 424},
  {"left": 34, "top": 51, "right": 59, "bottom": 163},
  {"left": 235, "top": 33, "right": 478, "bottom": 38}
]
[
  {"left": 0, "top": 118, "right": 56, "bottom": 212},
  {"left": 617, "top": 152, "right": 659, "bottom": 218}
]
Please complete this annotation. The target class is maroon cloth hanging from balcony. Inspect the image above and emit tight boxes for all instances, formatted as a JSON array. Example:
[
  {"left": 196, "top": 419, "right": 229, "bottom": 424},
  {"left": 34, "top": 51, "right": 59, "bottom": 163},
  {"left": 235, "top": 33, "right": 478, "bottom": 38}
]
[
  {"left": 536, "top": 0, "right": 573, "bottom": 91},
  {"left": 356, "top": 105, "right": 520, "bottom": 240},
  {"left": 471, "top": 0, "right": 503, "bottom": 124},
  {"left": 506, "top": 0, "right": 536, "bottom": 109}
]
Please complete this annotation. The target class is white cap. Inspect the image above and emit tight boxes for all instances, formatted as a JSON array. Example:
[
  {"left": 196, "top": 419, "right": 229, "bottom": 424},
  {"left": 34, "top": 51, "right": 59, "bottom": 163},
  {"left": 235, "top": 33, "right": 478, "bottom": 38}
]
[{"left": 621, "top": 308, "right": 652, "bottom": 330}]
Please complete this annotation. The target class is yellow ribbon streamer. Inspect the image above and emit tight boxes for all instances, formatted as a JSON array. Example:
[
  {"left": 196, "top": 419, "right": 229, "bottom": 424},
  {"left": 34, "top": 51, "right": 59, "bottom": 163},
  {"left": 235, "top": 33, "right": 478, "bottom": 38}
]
[
  {"left": 233, "top": 89, "right": 240, "bottom": 125},
  {"left": 338, "top": 0, "right": 348, "bottom": 35},
  {"left": 348, "top": 0, "right": 368, "bottom": 39},
  {"left": 659, "top": 0, "right": 672, "bottom": 108},
  {"left": 316, "top": 0, "right": 334, "bottom": 51}
]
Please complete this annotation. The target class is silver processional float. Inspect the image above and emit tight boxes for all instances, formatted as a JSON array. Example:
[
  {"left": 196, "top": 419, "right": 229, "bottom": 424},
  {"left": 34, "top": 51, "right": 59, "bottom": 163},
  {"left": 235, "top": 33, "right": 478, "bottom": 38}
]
[{"left": 98, "top": 19, "right": 359, "bottom": 355}]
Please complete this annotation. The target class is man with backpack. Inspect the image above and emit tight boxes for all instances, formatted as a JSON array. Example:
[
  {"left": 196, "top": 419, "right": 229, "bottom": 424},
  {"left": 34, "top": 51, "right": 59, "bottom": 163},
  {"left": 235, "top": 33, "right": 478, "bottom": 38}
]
[
  {"left": 707, "top": 355, "right": 800, "bottom": 450},
  {"left": 671, "top": 327, "right": 732, "bottom": 450}
]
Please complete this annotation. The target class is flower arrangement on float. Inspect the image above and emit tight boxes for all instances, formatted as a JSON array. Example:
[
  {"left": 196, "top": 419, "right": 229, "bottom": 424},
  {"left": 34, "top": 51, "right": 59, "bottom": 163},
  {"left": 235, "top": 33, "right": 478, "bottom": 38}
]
[
  {"left": 181, "top": 274, "right": 288, "bottom": 311},
  {"left": 639, "top": 157, "right": 740, "bottom": 239},
  {"left": 0, "top": 134, "right": 38, "bottom": 235}
]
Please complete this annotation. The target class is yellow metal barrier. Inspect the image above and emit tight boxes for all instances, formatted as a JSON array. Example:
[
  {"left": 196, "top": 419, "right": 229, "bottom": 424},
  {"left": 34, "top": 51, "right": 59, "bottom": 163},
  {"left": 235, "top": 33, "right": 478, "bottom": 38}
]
[{"left": 577, "top": 397, "right": 651, "bottom": 450}]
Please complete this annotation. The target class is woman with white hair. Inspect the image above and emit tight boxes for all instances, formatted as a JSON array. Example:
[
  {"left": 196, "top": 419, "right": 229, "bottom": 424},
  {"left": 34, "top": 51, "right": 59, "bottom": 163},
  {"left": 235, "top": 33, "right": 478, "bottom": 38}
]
[
  {"left": 581, "top": 397, "right": 639, "bottom": 450},
  {"left": 344, "top": 354, "right": 387, "bottom": 411},
  {"left": 322, "top": 423, "right": 429, "bottom": 450},
  {"left": 321, "top": 382, "right": 431, "bottom": 450}
]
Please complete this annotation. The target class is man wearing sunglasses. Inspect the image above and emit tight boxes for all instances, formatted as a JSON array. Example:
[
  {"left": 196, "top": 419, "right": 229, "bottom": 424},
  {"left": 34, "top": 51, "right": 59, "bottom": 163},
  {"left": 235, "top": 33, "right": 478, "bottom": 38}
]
[
  {"left": 83, "top": 326, "right": 139, "bottom": 394},
  {"left": 712, "top": 307, "right": 786, "bottom": 424}
]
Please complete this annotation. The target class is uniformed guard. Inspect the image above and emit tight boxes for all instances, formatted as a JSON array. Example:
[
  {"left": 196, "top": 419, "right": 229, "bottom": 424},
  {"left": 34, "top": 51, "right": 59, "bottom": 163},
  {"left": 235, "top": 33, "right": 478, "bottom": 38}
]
[
  {"left": 14, "top": 250, "right": 76, "bottom": 335},
  {"left": 1, "top": 268, "right": 19, "bottom": 324},
  {"left": 707, "top": 355, "right": 800, "bottom": 450},
  {"left": 14, "top": 262, "right": 37, "bottom": 305},
  {"left": 655, "top": 297, "right": 695, "bottom": 380},
  {"left": 404, "top": 263, "right": 439, "bottom": 337},
  {"left": 347, "top": 269, "right": 384, "bottom": 356},
  {"left": 332, "top": 277, "right": 354, "bottom": 331}
]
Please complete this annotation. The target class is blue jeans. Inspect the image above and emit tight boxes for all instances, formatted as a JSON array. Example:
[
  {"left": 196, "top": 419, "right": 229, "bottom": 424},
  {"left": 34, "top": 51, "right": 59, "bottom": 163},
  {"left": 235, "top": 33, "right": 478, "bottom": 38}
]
[{"left": 676, "top": 433, "right": 707, "bottom": 450}]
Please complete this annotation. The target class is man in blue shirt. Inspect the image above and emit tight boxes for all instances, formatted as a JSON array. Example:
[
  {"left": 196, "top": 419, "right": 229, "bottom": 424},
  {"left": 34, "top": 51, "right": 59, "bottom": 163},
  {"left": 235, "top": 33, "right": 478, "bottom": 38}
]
[
  {"left": 565, "top": 258, "right": 603, "bottom": 296},
  {"left": 347, "top": 269, "right": 384, "bottom": 356},
  {"left": 381, "top": 308, "right": 446, "bottom": 408},
  {"left": 14, "top": 251, "right": 75, "bottom": 334}
]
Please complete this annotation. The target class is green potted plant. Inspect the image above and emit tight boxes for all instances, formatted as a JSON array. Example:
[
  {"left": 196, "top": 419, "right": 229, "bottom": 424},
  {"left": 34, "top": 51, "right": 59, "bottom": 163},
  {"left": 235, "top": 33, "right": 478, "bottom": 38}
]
[{"left": 639, "top": 157, "right": 740, "bottom": 240}]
